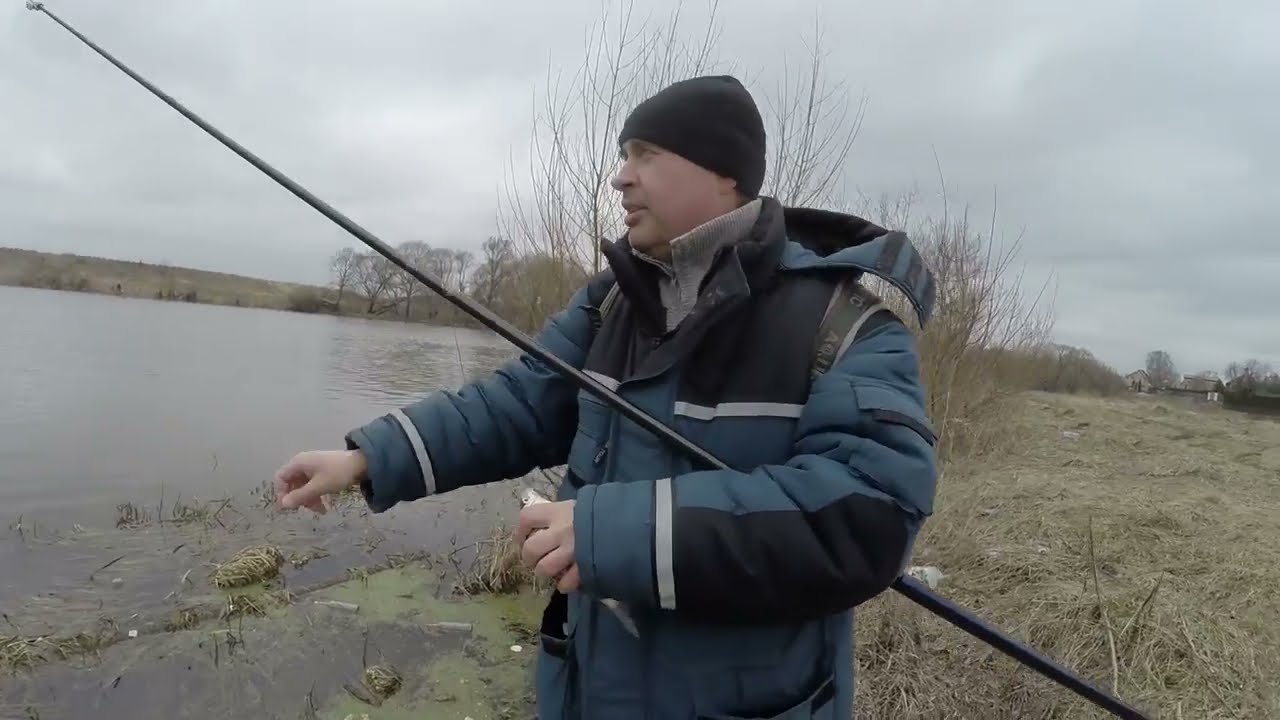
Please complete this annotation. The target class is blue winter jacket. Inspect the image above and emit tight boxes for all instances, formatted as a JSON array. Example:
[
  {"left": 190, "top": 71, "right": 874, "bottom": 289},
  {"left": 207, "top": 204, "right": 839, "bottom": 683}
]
[{"left": 345, "top": 197, "right": 938, "bottom": 719}]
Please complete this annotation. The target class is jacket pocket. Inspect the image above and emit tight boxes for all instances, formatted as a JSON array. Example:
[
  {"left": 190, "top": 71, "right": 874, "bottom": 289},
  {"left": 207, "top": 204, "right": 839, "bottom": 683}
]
[
  {"left": 566, "top": 391, "right": 612, "bottom": 485},
  {"left": 697, "top": 673, "right": 837, "bottom": 720},
  {"left": 853, "top": 382, "right": 937, "bottom": 446}
]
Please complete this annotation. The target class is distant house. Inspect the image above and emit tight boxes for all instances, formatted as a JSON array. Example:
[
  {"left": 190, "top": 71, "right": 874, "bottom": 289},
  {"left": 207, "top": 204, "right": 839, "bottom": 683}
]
[
  {"left": 1125, "top": 370, "right": 1153, "bottom": 393},
  {"left": 1165, "top": 373, "right": 1222, "bottom": 403},
  {"left": 1179, "top": 374, "right": 1219, "bottom": 393}
]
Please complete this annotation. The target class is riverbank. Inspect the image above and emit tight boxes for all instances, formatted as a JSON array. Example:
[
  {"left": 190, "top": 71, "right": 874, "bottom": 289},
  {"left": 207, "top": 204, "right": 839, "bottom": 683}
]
[
  {"left": 0, "top": 246, "right": 337, "bottom": 313},
  {"left": 0, "top": 475, "right": 551, "bottom": 720},
  {"left": 0, "top": 246, "right": 475, "bottom": 329},
  {"left": 3, "top": 392, "right": 1277, "bottom": 719}
]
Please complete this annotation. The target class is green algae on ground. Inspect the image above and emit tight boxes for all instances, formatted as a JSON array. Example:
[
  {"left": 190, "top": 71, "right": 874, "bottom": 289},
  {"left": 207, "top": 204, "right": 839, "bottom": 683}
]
[
  {"left": 311, "top": 564, "right": 543, "bottom": 719},
  {"left": 2, "top": 561, "right": 544, "bottom": 720}
]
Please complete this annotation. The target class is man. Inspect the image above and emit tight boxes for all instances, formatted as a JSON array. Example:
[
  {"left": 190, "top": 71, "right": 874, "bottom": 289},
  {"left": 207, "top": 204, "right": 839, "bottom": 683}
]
[{"left": 274, "top": 75, "right": 938, "bottom": 720}]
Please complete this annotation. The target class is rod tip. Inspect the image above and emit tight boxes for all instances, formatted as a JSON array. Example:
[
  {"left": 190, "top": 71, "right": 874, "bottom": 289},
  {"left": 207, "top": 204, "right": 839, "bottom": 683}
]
[{"left": 25, "top": 1, "right": 45, "bottom": 10}]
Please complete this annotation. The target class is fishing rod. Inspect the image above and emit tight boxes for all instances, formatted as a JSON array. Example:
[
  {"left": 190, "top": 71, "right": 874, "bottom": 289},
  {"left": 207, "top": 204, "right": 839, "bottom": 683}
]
[{"left": 24, "top": 4, "right": 1152, "bottom": 718}]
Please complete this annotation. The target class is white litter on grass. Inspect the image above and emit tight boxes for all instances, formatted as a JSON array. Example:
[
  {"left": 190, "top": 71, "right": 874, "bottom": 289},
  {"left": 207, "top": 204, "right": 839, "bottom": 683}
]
[
  {"left": 313, "top": 600, "right": 360, "bottom": 613},
  {"left": 906, "top": 565, "right": 944, "bottom": 590},
  {"left": 127, "top": 629, "right": 138, "bottom": 638},
  {"left": 511, "top": 644, "right": 523, "bottom": 653}
]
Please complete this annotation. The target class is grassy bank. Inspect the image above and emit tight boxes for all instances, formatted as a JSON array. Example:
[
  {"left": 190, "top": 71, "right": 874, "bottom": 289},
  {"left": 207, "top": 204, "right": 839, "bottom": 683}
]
[
  {"left": 0, "top": 246, "right": 367, "bottom": 318},
  {"left": 856, "top": 392, "right": 1280, "bottom": 719}
]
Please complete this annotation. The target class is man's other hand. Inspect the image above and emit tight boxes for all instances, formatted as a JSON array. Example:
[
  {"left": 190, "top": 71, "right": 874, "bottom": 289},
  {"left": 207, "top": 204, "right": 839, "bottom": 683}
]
[{"left": 273, "top": 449, "right": 367, "bottom": 514}]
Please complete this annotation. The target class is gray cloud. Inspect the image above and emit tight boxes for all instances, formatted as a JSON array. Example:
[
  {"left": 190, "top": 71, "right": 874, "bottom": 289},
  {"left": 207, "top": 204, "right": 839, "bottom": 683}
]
[{"left": 2, "top": 0, "right": 1275, "bottom": 375}]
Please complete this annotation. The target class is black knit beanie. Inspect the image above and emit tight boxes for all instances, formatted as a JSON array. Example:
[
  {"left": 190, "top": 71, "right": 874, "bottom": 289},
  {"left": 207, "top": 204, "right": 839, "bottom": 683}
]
[{"left": 618, "top": 75, "right": 767, "bottom": 198}]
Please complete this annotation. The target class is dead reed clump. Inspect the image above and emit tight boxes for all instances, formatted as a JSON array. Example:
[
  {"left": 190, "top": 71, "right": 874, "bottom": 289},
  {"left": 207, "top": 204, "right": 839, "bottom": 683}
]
[
  {"left": 163, "top": 606, "right": 206, "bottom": 632},
  {"left": 362, "top": 664, "right": 403, "bottom": 699},
  {"left": 0, "top": 622, "right": 115, "bottom": 672},
  {"left": 222, "top": 589, "right": 293, "bottom": 620},
  {"left": 0, "top": 636, "right": 50, "bottom": 671},
  {"left": 454, "top": 523, "right": 543, "bottom": 596},
  {"left": 211, "top": 544, "right": 286, "bottom": 589}
]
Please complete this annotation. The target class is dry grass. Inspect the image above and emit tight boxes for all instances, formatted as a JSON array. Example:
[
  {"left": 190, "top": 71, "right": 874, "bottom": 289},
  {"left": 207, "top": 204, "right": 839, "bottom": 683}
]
[
  {"left": 1, "top": 619, "right": 117, "bottom": 672},
  {"left": 211, "top": 545, "right": 286, "bottom": 589},
  {"left": 854, "top": 392, "right": 1280, "bottom": 719},
  {"left": 222, "top": 589, "right": 294, "bottom": 619},
  {"left": 454, "top": 523, "right": 544, "bottom": 596},
  {"left": 115, "top": 497, "right": 233, "bottom": 530}
]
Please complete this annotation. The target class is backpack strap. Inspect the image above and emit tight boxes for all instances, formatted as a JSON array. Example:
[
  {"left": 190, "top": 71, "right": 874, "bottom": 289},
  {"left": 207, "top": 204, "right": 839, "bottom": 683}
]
[
  {"left": 811, "top": 274, "right": 888, "bottom": 381},
  {"left": 598, "top": 282, "right": 622, "bottom": 321}
]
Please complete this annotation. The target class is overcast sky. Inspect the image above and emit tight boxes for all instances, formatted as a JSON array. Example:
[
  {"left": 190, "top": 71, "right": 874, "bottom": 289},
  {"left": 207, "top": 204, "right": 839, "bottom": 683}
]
[{"left": 2, "top": 0, "right": 1276, "bottom": 374}]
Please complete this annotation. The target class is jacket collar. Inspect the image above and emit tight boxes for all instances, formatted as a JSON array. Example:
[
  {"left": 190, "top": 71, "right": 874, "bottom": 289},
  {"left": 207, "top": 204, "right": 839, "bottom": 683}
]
[{"left": 599, "top": 196, "right": 790, "bottom": 332}]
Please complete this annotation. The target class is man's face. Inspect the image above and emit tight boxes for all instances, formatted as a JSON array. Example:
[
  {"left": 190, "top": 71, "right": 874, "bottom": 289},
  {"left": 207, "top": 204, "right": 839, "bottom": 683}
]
[{"left": 610, "top": 139, "right": 740, "bottom": 257}]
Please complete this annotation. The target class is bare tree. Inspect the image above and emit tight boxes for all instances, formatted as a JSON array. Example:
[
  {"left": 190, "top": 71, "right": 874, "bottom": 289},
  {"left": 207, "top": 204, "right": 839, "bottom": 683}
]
[
  {"left": 355, "top": 251, "right": 398, "bottom": 315},
  {"left": 499, "top": 0, "right": 727, "bottom": 277},
  {"left": 329, "top": 247, "right": 360, "bottom": 307},
  {"left": 473, "top": 236, "right": 515, "bottom": 309},
  {"left": 1146, "top": 350, "right": 1178, "bottom": 389},
  {"left": 758, "top": 14, "right": 866, "bottom": 207},
  {"left": 451, "top": 249, "right": 475, "bottom": 294},
  {"left": 498, "top": 0, "right": 873, "bottom": 291},
  {"left": 388, "top": 241, "right": 432, "bottom": 319},
  {"left": 1225, "top": 358, "right": 1274, "bottom": 391}
]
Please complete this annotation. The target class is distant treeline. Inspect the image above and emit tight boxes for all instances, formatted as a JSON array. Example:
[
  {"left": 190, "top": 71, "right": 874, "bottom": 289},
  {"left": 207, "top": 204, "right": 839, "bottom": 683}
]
[{"left": 319, "top": 237, "right": 586, "bottom": 333}]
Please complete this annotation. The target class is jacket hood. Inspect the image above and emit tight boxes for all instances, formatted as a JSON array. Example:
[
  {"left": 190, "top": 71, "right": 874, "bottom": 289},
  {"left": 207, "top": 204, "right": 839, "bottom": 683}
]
[
  {"left": 775, "top": 201, "right": 936, "bottom": 327},
  {"left": 780, "top": 205, "right": 892, "bottom": 258}
]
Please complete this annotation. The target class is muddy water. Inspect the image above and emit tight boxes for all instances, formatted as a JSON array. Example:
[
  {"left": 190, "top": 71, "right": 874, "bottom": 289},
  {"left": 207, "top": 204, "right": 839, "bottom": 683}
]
[
  {"left": 0, "top": 285, "right": 552, "bottom": 718},
  {"left": 0, "top": 284, "right": 516, "bottom": 529}
]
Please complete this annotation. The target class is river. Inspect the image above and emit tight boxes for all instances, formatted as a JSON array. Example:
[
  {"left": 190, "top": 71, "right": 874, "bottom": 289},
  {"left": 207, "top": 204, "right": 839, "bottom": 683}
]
[{"left": 0, "top": 284, "right": 517, "bottom": 529}]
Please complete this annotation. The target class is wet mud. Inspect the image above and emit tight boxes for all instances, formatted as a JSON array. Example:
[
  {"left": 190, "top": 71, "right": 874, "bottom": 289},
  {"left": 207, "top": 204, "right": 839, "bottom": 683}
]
[
  {"left": 2, "top": 563, "right": 542, "bottom": 719},
  {"left": 1, "top": 477, "right": 551, "bottom": 720}
]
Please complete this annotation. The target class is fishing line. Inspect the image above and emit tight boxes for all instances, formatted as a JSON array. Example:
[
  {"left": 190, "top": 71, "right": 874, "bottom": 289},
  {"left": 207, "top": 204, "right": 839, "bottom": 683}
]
[{"left": 22, "top": 3, "right": 1152, "bottom": 717}]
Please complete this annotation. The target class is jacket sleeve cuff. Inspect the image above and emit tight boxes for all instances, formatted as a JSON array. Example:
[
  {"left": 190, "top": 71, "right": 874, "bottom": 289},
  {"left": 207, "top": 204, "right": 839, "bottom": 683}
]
[
  {"left": 344, "top": 411, "right": 432, "bottom": 513},
  {"left": 574, "top": 481, "right": 657, "bottom": 608}
]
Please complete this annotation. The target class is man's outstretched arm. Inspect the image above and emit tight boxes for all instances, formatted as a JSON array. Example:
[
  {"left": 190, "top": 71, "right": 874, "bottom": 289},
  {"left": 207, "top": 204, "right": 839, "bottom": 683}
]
[
  {"left": 345, "top": 283, "right": 601, "bottom": 513},
  {"left": 573, "top": 313, "right": 938, "bottom": 623}
]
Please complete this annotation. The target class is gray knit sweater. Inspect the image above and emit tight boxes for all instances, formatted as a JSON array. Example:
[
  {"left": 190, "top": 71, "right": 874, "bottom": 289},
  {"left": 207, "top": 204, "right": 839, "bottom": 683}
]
[{"left": 633, "top": 199, "right": 763, "bottom": 332}]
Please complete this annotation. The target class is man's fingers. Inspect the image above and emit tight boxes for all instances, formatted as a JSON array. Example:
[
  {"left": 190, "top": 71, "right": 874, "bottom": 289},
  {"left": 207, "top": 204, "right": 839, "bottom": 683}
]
[
  {"left": 281, "top": 479, "right": 323, "bottom": 511},
  {"left": 534, "top": 544, "right": 574, "bottom": 581},
  {"left": 556, "top": 564, "right": 581, "bottom": 593},
  {"left": 515, "top": 503, "right": 552, "bottom": 545},
  {"left": 520, "top": 524, "right": 557, "bottom": 567}
]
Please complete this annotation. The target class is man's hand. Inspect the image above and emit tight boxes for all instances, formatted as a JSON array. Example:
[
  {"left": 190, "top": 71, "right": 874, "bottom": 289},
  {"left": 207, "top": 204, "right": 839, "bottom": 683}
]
[
  {"left": 516, "top": 500, "right": 579, "bottom": 593},
  {"left": 273, "top": 449, "right": 367, "bottom": 514}
]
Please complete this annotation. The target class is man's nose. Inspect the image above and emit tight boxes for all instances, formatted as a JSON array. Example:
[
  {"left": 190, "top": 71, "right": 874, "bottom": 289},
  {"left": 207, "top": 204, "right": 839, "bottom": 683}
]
[{"left": 610, "top": 163, "right": 633, "bottom": 191}]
